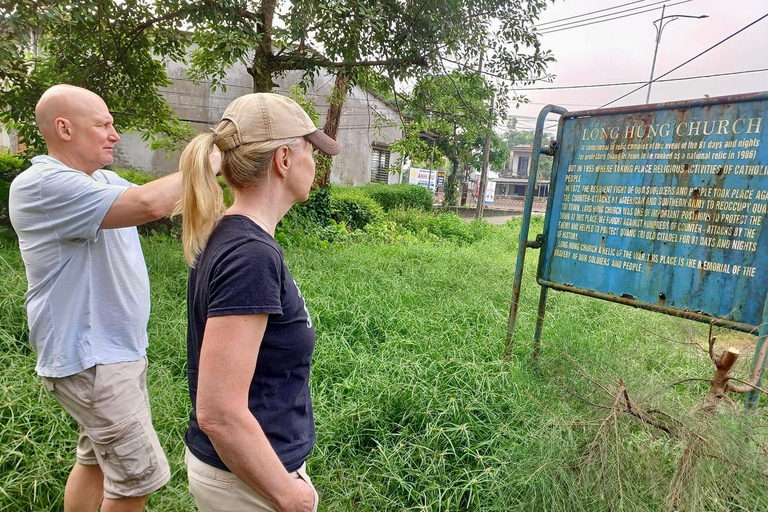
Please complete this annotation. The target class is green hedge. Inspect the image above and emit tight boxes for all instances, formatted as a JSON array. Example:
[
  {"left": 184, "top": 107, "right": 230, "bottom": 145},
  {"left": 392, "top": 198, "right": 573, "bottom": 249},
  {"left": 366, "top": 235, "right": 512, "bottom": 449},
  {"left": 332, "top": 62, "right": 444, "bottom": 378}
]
[
  {"left": 384, "top": 208, "right": 492, "bottom": 244},
  {"left": 0, "top": 152, "right": 27, "bottom": 229},
  {"left": 330, "top": 186, "right": 384, "bottom": 230},
  {"left": 113, "top": 168, "right": 157, "bottom": 186},
  {"left": 361, "top": 183, "right": 433, "bottom": 212},
  {"left": 0, "top": 152, "right": 29, "bottom": 182}
]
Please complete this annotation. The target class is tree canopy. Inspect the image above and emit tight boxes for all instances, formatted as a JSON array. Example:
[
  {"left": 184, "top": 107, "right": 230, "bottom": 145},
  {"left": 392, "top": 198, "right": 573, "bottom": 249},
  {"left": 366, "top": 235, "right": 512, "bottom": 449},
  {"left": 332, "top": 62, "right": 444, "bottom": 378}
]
[
  {"left": 0, "top": 0, "right": 193, "bottom": 151},
  {"left": 1, "top": 0, "right": 554, "bottom": 154}
]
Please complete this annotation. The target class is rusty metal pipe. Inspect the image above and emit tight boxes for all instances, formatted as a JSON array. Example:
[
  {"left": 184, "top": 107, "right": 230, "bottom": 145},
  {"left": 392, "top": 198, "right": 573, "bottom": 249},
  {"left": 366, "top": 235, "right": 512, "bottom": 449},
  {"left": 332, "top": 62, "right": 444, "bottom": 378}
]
[
  {"left": 505, "top": 105, "right": 567, "bottom": 358},
  {"left": 532, "top": 286, "right": 549, "bottom": 369},
  {"left": 745, "top": 298, "right": 768, "bottom": 407}
]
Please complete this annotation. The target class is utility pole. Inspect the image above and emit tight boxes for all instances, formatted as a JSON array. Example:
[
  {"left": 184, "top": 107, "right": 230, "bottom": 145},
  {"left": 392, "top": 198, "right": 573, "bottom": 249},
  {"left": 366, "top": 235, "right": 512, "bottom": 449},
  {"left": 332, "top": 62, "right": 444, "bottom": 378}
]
[
  {"left": 475, "top": 94, "right": 495, "bottom": 219},
  {"left": 646, "top": 7, "right": 708, "bottom": 104},
  {"left": 474, "top": 49, "right": 494, "bottom": 219},
  {"left": 645, "top": 5, "right": 665, "bottom": 105}
]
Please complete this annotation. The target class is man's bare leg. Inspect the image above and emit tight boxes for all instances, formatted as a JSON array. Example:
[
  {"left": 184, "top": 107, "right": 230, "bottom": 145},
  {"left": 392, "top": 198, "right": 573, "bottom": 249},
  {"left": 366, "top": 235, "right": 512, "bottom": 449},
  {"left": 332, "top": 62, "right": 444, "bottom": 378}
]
[
  {"left": 101, "top": 495, "right": 149, "bottom": 512},
  {"left": 63, "top": 463, "right": 103, "bottom": 512}
]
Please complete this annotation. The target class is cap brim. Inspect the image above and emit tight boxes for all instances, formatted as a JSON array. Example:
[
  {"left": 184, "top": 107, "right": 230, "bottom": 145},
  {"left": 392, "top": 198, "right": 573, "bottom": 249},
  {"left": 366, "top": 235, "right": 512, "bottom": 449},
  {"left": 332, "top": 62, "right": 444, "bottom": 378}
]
[{"left": 305, "top": 130, "right": 341, "bottom": 156}]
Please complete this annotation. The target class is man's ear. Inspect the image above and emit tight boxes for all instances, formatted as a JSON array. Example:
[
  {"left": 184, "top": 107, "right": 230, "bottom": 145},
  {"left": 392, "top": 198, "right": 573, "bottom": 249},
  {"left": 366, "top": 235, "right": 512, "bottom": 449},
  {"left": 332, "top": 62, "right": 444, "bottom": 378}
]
[
  {"left": 54, "top": 117, "right": 72, "bottom": 141},
  {"left": 273, "top": 146, "right": 291, "bottom": 178}
]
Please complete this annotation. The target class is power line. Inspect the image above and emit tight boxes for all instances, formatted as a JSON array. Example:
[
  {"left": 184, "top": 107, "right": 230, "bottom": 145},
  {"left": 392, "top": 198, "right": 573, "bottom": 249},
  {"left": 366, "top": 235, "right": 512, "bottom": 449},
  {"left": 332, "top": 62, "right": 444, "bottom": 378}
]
[
  {"left": 600, "top": 12, "right": 768, "bottom": 108},
  {"left": 540, "top": 0, "right": 673, "bottom": 32},
  {"left": 537, "top": 0, "right": 651, "bottom": 27},
  {"left": 540, "top": 0, "right": 692, "bottom": 35},
  {"left": 515, "top": 68, "right": 768, "bottom": 91}
]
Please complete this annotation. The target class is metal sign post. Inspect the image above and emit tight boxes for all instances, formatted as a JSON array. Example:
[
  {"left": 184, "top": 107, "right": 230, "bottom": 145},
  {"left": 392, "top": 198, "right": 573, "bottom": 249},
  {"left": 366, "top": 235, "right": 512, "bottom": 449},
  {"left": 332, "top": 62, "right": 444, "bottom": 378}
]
[{"left": 507, "top": 92, "right": 768, "bottom": 406}]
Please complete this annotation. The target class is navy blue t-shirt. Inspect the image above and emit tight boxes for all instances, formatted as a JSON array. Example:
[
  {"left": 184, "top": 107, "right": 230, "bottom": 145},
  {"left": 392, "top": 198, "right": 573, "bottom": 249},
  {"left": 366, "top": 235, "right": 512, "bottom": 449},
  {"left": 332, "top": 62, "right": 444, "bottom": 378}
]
[{"left": 184, "top": 215, "right": 316, "bottom": 473}]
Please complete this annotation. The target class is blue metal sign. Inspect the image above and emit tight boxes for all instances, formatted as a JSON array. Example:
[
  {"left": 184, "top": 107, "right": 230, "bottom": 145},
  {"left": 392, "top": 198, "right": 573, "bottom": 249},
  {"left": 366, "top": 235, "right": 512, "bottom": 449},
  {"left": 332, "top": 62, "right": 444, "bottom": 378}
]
[{"left": 540, "top": 93, "right": 768, "bottom": 331}]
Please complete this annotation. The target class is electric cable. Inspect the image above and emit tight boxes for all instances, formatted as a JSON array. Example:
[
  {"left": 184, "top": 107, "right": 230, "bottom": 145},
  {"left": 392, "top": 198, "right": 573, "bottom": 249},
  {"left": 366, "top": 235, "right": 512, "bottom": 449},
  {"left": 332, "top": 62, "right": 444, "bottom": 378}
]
[
  {"left": 537, "top": 0, "right": 652, "bottom": 27},
  {"left": 540, "top": 0, "right": 692, "bottom": 35},
  {"left": 540, "top": 0, "right": 676, "bottom": 32},
  {"left": 599, "top": 12, "right": 768, "bottom": 108}
]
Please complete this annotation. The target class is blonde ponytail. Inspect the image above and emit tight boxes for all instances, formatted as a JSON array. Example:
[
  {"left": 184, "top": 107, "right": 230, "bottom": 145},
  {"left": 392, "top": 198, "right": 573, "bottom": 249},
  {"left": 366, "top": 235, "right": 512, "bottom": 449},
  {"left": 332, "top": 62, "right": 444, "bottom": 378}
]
[
  {"left": 174, "top": 133, "right": 226, "bottom": 266},
  {"left": 175, "top": 117, "right": 305, "bottom": 266}
]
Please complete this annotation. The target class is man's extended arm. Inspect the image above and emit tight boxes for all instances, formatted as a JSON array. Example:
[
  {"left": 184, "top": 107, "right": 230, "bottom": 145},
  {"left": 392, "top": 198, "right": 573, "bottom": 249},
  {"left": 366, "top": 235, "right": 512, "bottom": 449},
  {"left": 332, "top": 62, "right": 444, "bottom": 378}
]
[{"left": 101, "top": 172, "right": 181, "bottom": 229}]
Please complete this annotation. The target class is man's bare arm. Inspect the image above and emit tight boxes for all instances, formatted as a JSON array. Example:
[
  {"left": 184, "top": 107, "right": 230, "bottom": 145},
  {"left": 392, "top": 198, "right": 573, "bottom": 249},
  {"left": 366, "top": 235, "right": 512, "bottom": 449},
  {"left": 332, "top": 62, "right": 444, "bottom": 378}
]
[{"left": 101, "top": 172, "right": 181, "bottom": 229}]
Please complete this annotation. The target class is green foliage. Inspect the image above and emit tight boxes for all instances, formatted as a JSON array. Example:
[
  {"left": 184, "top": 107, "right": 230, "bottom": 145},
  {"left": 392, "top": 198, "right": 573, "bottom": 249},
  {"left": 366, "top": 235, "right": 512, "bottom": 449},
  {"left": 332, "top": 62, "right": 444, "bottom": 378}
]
[
  {"left": 0, "top": 151, "right": 29, "bottom": 182},
  {"left": 404, "top": 71, "right": 495, "bottom": 174},
  {"left": 330, "top": 186, "right": 384, "bottom": 230},
  {"left": 362, "top": 183, "right": 434, "bottom": 212},
  {"left": 384, "top": 209, "right": 493, "bottom": 244},
  {"left": 0, "top": 1, "right": 194, "bottom": 154},
  {"left": 114, "top": 168, "right": 157, "bottom": 186},
  {"left": 277, "top": 187, "right": 338, "bottom": 247},
  {"left": 0, "top": 152, "right": 27, "bottom": 227},
  {"left": 443, "top": 175, "right": 461, "bottom": 207},
  {"left": 470, "top": 132, "right": 509, "bottom": 171}
]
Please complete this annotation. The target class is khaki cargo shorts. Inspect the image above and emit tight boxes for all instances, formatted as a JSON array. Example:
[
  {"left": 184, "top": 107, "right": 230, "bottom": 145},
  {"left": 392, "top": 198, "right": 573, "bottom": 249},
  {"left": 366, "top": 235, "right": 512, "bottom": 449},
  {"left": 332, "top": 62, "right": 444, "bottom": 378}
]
[{"left": 42, "top": 357, "right": 170, "bottom": 500}]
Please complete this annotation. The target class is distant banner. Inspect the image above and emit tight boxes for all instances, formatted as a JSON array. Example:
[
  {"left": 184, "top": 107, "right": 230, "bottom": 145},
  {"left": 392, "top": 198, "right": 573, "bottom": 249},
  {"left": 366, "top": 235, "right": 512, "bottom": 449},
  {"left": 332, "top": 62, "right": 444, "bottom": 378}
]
[
  {"left": 484, "top": 181, "right": 496, "bottom": 205},
  {"left": 409, "top": 168, "right": 439, "bottom": 190}
]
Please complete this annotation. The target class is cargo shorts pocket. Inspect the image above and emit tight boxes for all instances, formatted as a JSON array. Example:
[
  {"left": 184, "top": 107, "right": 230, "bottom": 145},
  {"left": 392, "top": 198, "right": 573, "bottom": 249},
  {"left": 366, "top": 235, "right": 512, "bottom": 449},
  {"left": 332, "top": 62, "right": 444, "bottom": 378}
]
[{"left": 87, "top": 417, "right": 158, "bottom": 484}]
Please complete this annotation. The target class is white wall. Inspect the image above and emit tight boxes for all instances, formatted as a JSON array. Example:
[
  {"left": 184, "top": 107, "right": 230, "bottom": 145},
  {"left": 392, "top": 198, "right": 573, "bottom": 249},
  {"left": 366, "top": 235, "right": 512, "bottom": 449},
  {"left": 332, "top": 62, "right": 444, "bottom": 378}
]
[{"left": 0, "top": 126, "right": 16, "bottom": 153}]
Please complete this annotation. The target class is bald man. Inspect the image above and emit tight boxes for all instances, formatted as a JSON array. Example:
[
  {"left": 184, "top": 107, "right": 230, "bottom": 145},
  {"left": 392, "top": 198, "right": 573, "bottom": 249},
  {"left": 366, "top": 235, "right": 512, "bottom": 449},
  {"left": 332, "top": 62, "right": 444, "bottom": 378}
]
[{"left": 9, "top": 85, "right": 180, "bottom": 511}]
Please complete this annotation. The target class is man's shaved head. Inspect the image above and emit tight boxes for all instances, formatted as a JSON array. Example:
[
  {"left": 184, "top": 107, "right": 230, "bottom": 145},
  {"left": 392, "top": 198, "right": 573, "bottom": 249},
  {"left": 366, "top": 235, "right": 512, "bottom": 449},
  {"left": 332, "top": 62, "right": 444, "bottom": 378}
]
[
  {"left": 34, "top": 84, "right": 120, "bottom": 174},
  {"left": 35, "top": 85, "right": 107, "bottom": 142}
]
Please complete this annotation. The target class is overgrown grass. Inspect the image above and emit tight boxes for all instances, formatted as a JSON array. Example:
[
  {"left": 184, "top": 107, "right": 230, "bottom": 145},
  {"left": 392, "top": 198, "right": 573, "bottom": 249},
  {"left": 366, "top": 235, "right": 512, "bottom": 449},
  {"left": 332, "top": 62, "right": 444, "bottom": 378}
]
[{"left": 1, "top": 219, "right": 767, "bottom": 511}]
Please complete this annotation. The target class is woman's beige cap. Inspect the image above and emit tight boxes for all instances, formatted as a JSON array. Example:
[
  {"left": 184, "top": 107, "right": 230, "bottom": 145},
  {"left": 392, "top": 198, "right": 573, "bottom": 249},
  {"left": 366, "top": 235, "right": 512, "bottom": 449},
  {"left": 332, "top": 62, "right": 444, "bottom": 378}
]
[{"left": 213, "top": 93, "right": 341, "bottom": 155}]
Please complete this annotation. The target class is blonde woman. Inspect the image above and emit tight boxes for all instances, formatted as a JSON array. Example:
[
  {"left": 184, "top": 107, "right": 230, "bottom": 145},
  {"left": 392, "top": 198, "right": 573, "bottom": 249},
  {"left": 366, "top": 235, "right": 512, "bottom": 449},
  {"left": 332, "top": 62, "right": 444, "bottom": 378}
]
[{"left": 176, "top": 93, "right": 340, "bottom": 512}]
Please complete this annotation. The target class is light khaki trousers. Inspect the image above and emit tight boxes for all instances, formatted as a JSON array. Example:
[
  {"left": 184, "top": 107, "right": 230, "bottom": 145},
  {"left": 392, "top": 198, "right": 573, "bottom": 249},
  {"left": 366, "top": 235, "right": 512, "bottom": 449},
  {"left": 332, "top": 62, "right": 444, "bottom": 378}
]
[{"left": 185, "top": 447, "right": 319, "bottom": 512}]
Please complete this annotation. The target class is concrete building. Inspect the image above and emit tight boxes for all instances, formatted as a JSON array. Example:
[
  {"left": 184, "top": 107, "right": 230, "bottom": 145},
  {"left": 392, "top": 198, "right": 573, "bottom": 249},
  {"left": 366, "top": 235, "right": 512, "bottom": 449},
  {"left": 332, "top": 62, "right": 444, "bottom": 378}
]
[
  {"left": 113, "top": 60, "right": 403, "bottom": 185},
  {"left": 505, "top": 144, "right": 534, "bottom": 178}
]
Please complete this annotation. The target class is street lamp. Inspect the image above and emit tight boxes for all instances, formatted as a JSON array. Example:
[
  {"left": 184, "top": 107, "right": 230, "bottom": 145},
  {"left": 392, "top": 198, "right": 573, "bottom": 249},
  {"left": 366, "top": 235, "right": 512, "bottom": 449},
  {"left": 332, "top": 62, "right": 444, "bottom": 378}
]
[{"left": 646, "top": 5, "right": 708, "bottom": 104}]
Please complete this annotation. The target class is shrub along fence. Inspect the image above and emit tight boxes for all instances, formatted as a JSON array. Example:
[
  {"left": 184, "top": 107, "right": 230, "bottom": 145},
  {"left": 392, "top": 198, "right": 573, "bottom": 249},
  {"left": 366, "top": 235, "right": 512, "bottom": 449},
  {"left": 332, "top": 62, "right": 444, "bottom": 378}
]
[
  {"left": 0, "top": 152, "right": 29, "bottom": 228},
  {"left": 361, "top": 183, "right": 434, "bottom": 212}
]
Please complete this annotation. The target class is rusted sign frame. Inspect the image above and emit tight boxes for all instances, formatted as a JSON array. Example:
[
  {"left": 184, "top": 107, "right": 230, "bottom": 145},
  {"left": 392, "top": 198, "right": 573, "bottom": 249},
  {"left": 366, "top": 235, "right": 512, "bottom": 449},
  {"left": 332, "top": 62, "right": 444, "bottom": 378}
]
[{"left": 506, "top": 93, "right": 768, "bottom": 407}]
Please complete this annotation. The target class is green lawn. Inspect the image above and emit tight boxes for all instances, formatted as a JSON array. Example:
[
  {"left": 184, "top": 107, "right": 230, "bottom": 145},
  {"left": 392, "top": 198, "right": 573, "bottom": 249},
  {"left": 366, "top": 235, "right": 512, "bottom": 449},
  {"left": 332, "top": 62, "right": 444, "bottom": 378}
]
[{"left": 1, "top": 220, "right": 767, "bottom": 511}]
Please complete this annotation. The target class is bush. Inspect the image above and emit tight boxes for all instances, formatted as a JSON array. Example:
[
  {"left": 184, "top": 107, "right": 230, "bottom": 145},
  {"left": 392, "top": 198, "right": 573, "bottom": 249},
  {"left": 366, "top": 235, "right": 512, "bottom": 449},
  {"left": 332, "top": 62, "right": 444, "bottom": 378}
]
[
  {"left": 113, "top": 168, "right": 157, "bottom": 185},
  {"left": 362, "top": 183, "right": 433, "bottom": 212},
  {"left": 330, "top": 186, "right": 384, "bottom": 230},
  {"left": 0, "top": 152, "right": 29, "bottom": 182},
  {"left": 0, "top": 152, "right": 28, "bottom": 229},
  {"left": 277, "top": 187, "right": 338, "bottom": 247},
  {"left": 385, "top": 208, "right": 482, "bottom": 244}
]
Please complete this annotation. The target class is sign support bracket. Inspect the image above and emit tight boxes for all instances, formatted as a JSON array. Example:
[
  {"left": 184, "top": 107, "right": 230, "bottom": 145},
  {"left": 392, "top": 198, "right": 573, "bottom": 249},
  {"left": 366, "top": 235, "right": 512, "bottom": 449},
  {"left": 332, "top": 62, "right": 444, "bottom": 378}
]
[{"left": 505, "top": 105, "right": 567, "bottom": 359}]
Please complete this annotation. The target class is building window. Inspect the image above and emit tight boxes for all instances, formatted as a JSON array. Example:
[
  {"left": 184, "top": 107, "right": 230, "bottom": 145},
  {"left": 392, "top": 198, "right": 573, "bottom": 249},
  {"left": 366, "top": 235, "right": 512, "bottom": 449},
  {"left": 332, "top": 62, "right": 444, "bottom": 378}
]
[
  {"left": 517, "top": 156, "right": 529, "bottom": 177},
  {"left": 371, "top": 147, "right": 390, "bottom": 183}
]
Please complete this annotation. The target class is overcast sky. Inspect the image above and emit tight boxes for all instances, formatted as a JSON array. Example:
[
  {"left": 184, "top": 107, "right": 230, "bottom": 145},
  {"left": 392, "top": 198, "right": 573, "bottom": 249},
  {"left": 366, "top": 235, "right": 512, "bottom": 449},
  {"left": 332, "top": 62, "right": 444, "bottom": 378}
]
[{"left": 508, "top": 0, "right": 768, "bottom": 133}]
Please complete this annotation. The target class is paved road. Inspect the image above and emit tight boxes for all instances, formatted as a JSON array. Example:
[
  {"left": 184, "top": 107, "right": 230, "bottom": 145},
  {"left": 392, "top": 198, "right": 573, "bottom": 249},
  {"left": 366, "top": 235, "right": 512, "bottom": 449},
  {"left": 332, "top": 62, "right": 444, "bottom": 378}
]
[{"left": 482, "top": 215, "right": 516, "bottom": 225}]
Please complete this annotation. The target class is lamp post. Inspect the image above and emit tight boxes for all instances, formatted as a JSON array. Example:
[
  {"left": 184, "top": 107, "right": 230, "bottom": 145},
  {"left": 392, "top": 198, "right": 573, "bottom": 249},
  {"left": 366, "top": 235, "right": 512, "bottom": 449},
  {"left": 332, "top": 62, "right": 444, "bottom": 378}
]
[{"left": 646, "top": 6, "right": 708, "bottom": 104}]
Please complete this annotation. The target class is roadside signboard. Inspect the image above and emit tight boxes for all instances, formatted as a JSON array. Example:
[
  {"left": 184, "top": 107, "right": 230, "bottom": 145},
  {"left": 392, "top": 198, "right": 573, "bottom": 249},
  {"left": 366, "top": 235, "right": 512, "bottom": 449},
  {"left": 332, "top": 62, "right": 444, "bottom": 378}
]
[
  {"left": 484, "top": 181, "right": 496, "bottom": 205},
  {"left": 409, "top": 168, "right": 439, "bottom": 190}
]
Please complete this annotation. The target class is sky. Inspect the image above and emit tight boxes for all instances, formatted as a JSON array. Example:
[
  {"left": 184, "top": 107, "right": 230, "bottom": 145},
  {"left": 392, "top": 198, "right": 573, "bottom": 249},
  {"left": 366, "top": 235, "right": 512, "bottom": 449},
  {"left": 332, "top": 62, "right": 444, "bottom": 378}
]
[{"left": 507, "top": 0, "right": 768, "bottom": 133}]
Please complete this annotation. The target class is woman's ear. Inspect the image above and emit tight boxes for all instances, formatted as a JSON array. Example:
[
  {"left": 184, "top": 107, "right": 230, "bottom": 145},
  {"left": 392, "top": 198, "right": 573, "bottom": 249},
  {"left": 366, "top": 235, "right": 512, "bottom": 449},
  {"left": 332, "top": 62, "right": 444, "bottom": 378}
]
[{"left": 273, "top": 146, "right": 291, "bottom": 178}]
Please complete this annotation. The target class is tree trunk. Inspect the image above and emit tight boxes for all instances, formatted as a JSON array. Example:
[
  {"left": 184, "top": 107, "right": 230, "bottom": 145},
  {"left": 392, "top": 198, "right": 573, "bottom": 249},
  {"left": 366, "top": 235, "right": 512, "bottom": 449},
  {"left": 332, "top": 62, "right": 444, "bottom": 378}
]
[
  {"left": 700, "top": 347, "right": 740, "bottom": 415},
  {"left": 442, "top": 155, "right": 460, "bottom": 206},
  {"left": 249, "top": 0, "right": 278, "bottom": 93},
  {"left": 315, "top": 72, "right": 349, "bottom": 189},
  {"left": 667, "top": 347, "right": 740, "bottom": 512}
]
